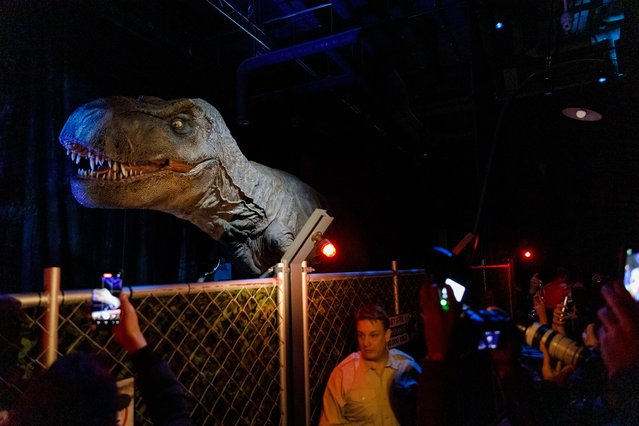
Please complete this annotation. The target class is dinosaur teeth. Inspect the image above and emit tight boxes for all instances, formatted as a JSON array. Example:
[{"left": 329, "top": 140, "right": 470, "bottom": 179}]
[{"left": 66, "top": 145, "right": 184, "bottom": 180}]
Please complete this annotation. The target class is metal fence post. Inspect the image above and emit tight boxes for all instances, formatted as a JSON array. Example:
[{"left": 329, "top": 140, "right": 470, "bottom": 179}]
[
  {"left": 276, "top": 262, "right": 289, "bottom": 426},
  {"left": 280, "top": 209, "right": 334, "bottom": 426},
  {"left": 287, "top": 260, "right": 311, "bottom": 426},
  {"left": 41, "top": 267, "right": 61, "bottom": 367},
  {"left": 392, "top": 260, "right": 399, "bottom": 315}
]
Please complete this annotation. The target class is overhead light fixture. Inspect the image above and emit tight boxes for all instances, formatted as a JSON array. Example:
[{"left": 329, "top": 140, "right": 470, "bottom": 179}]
[{"left": 561, "top": 107, "right": 602, "bottom": 122}]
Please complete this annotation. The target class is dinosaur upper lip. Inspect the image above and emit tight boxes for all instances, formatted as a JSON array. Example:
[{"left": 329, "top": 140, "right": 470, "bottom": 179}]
[{"left": 63, "top": 142, "right": 194, "bottom": 181}]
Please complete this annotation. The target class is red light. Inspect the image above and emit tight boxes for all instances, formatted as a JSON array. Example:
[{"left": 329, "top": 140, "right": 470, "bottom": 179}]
[
  {"left": 319, "top": 240, "right": 336, "bottom": 258},
  {"left": 522, "top": 250, "right": 533, "bottom": 259}
]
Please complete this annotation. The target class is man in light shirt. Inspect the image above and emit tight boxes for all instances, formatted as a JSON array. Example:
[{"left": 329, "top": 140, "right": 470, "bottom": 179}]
[{"left": 319, "top": 304, "right": 421, "bottom": 425}]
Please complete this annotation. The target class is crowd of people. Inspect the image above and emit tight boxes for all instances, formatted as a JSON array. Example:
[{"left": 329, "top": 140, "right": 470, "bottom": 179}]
[
  {"left": 319, "top": 266, "right": 639, "bottom": 426},
  {"left": 2, "top": 261, "right": 639, "bottom": 425}
]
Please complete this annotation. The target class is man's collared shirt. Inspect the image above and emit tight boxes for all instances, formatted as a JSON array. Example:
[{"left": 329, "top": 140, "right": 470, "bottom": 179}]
[{"left": 319, "top": 348, "right": 421, "bottom": 426}]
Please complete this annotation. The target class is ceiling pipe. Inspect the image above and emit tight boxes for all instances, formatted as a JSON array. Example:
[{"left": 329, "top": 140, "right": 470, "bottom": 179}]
[{"left": 235, "top": 28, "right": 362, "bottom": 125}]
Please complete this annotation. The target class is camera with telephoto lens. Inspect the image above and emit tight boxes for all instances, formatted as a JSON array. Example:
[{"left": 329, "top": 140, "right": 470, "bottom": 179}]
[{"left": 517, "top": 321, "right": 594, "bottom": 367}]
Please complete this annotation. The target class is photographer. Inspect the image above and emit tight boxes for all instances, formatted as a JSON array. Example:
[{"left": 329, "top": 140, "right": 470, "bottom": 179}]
[{"left": 417, "top": 278, "right": 574, "bottom": 426}]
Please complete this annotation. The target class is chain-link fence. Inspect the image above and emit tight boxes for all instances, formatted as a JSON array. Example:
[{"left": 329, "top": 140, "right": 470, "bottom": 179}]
[{"left": 0, "top": 267, "right": 426, "bottom": 425}]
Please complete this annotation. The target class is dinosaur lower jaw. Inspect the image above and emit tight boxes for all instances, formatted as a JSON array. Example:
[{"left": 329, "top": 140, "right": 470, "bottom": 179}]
[{"left": 64, "top": 142, "right": 194, "bottom": 181}]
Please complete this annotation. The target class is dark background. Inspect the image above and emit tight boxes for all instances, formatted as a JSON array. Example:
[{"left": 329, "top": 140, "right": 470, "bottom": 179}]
[{"left": 1, "top": 0, "right": 638, "bottom": 293}]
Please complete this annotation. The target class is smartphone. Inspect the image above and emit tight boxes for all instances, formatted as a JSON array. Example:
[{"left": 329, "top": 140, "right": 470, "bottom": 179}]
[
  {"left": 91, "top": 273, "right": 122, "bottom": 326},
  {"left": 439, "top": 287, "right": 450, "bottom": 311},
  {"left": 622, "top": 247, "right": 639, "bottom": 301},
  {"left": 444, "top": 278, "right": 466, "bottom": 303}
]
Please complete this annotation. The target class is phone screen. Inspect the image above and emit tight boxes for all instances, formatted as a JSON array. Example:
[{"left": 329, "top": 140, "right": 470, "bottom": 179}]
[
  {"left": 91, "top": 274, "right": 122, "bottom": 326},
  {"left": 623, "top": 249, "right": 639, "bottom": 301},
  {"left": 444, "top": 278, "right": 466, "bottom": 302},
  {"left": 623, "top": 248, "right": 639, "bottom": 301}
]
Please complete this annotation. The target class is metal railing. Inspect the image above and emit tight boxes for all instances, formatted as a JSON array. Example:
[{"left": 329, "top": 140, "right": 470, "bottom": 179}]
[{"left": 0, "top": 266, "right": 426, "bottom": 425}]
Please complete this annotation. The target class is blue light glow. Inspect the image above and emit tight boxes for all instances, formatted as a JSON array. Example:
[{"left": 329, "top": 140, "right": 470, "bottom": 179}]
[{"left": 433, "top": 246, "right": 453, "bottom": 257}]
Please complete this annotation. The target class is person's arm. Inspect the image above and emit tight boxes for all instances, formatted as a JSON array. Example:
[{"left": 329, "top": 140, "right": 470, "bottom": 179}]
[
  {"left": 113, "top": 292, "right": 192, "bottom": 426},
  {"left": 538, "top": 341, "right": 574, "bottom": 384},
  {"left": 318, "top": 369, "right": 346, "bottom": 426},
  {"left": 416, "top": 282, "right": 461, "bottom": 426},
  {"left": 597, "top": 281, "right": 639, "bottom": 424}
]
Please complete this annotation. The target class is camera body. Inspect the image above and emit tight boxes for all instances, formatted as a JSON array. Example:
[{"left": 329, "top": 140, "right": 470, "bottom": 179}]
[
  {"left": 90, "top": 273, "right": 122, "bottom": 326},
  {"left": 457, "top": 306, "right": 513, "bottom": 351}
]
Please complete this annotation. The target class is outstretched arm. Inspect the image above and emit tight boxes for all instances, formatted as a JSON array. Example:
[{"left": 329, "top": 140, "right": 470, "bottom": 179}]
[{"left": 113, "top": 292, "right": 192, "bottom": 425}]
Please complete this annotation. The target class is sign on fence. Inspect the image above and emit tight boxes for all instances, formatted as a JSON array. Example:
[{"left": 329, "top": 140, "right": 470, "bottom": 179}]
[{"left": 389, "top": 313, "right": 412, "bottom": 348}]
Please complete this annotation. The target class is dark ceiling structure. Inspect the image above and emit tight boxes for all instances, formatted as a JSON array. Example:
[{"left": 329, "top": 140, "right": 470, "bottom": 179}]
[{"left": 3, "top": 0, "right": 637, "bottom": 284}]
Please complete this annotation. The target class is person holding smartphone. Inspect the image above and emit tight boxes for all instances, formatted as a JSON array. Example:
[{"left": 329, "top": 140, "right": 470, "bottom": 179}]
[
  {"left": 113, "top": 291, "right": 192, "bottom": 425},
  {"left": 1, "top": 292, "right": 192, "bottom": 426},
  {"left": 417, "top": 278, "right": 580, "bottom": 426}
]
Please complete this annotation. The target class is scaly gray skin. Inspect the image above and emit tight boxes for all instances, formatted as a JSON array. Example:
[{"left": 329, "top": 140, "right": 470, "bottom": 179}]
[{"left": 59, "top": 96, "right": 327, "bottom": 278}]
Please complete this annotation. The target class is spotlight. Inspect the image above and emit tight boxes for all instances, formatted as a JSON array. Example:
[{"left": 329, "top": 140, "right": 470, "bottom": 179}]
[
  {"left": 312, "top": 231, "right": 336, "bottom": 258},
  {"left": 561, "top": 107, "right": 602, "bottom": 122}
]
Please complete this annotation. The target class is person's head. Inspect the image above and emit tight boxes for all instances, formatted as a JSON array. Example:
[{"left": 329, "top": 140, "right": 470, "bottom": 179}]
[
  {"left": 355, "top": 304, "right": 391, "bottom": 362},
  {"left": 9, "top": 351, "right": 120, "bottom": 426},
  {"left": 553, "top": 267, "right": 569, "bottom": 283}
]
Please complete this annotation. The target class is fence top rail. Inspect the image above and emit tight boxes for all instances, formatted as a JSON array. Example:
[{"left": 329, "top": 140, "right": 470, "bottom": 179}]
[
  {"left": 3, "top": 269, "right": 426, "bottom": 307},
  {"left": 3, "top": 277, "right": 279, "bottom": 308},
  {"left": 308, "top": 268, "right": 425, "bottom": 281}
]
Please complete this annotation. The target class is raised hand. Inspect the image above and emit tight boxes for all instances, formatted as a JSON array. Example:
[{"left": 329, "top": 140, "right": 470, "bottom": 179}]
[
  {"left": 419, "top": 282, "right": 459, "bottom": 361},
  {"left": 597, "top": 281, "right": 639, "bottom": 378},
  {"left": 112, "top": 292, "right": 148, "bottom": 354}
]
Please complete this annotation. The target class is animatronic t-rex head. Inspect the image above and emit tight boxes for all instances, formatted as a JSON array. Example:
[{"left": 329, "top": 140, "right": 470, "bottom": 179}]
[{"left": 59, "top": 96, "right": 327, "bottom": 278}]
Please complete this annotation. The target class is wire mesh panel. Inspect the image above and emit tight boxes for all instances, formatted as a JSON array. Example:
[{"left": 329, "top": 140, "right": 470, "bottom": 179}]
[
  {"left": 306, "top": 270, "right": 425, "bottom": 426},
  {"left": 1, "top": 281, "right": 284, "bottom": 426},
  {"left": 0, "top": 302, "right": 48, "bottom": 411},
  {"left": 128, "top": 284, "right": 284, "bottom": 425}
]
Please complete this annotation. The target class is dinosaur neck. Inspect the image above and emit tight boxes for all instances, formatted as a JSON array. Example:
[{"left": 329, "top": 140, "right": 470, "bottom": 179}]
[{"left": 171, "top": 162, "right": 270, "bottom": 242}]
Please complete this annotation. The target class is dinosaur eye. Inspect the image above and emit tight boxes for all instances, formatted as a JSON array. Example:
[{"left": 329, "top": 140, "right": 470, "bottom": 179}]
[
  {"left": 170, "top": 115, "right": 191, "bottom": 134},
  {"left": 171, "top": 118, "right": 184, "bottom": 129}
]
